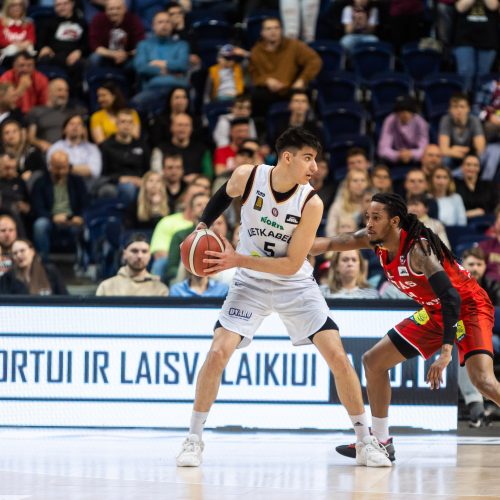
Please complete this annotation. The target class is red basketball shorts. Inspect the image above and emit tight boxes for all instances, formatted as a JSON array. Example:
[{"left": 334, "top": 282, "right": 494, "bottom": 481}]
[{"left": 392, "top": 295, "right": 494, "bottom": 366}]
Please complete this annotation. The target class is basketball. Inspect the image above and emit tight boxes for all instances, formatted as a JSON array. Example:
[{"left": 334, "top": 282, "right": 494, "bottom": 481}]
[{"left": 180, "top": 229, "right": 225, "bottom": 277}]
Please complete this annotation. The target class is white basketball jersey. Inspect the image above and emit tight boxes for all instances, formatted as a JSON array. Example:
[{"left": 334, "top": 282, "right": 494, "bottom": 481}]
[{"left": 236, "top": 163, "right": 316, "bottom": 282}]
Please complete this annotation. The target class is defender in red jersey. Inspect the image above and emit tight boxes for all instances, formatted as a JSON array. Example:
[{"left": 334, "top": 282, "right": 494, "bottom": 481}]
[{"left": 312, "top": 192, "right": 500, "bottom": 462}]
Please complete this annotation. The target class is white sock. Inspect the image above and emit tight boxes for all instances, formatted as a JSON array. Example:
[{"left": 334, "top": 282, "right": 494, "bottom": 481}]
[
  {"left": 371, "top": 416, "right": 390, "bottom": 443},
  {"left": 349, "top": 412, "right": 370, "bottom": 442},
  {"left": 189, "top": 411, "right": 208, "bottom": 438}
]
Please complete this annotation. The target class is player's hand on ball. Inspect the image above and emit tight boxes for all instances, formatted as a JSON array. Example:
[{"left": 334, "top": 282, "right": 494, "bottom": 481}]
[
  {"left": 426, "top": 353, "right": 451, "bottom": 390},
  {"left": 203, "top": 235, "right": 237, "bottom": 273}
]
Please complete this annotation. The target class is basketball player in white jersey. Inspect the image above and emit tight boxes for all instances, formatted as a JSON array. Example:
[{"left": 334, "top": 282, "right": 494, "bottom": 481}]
[{"left": 176, "top": 128, "right": 391, "bottom": 468}]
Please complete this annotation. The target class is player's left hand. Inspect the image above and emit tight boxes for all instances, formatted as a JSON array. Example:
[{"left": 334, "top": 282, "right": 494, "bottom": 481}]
[
  {"left": 203, "top": 235, "right": 238, "bottom": 272},
  {"left": 426, "top": 354, "right": 451, "bottom": 390}
]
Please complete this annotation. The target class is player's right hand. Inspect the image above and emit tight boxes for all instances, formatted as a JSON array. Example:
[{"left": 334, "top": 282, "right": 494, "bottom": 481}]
[{"left": 196, "top": 222, "right": 208, "bottom": 231}]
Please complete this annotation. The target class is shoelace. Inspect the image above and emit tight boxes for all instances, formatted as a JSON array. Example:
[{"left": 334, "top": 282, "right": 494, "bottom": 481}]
[
  {"left": 370, "top": 438, "right": 390, "bottom": 458},
  {"left": 183, "top": 439, "right": 199, "bottom": 452}
]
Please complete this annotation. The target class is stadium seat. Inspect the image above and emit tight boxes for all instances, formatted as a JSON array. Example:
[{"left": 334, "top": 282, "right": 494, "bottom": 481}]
[
  {"left": 321, "top": 102, "right": 368, "bottom": 143},
  {"left": 86, "top": 67, "right": 130, "bottom": 113},
  {"left": 466, "top": 214, "right": 496, "bottom": 235},
  {"left": 308, "top": 40, "right": 345, "bottom": 77},
  {"left": 327, "top": 133, "right": 373, "bottom": 176},
  {"left": 192, "top": 19, "right": 234, "bottom": 43},
  {"left": 368, "top": 72, "right": 413, "bottom": 112},
  {"left": 401, "top": 43, "right": 442, "bottom": 82},
  {"left": 350, "top": 42, "right": 395, "bottom": 82},
  {"left": 204, "top": 100, "right": 234, "bottom": 136},
  {"left": 454, "top": 234, "right": 490, "bottom": 258},
  {"left": 131, "top": 0, "right": 165, "bottom": 31},
  {"left": 315, "top": 71, "right": 358, "bottom": 109},
  {"left": 266, "top": 101, "right": 291, "bottom": 143},
  {"left": 418, "top": 73, "right": 465, "bottom": 119},
  {"left": 37, "top": 64, "right": 69, "bottom": 82}
]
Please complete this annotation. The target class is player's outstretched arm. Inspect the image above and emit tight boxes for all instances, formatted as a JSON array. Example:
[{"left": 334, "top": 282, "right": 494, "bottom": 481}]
[
  {"left": 310, "top": 228, "right": 371, "bottom": 256},
  {"left": 204, "top": 195, "right": 324, "bottom": 276},
  {"left": 197, "top": 164, "right": 255, "bottom": 230},
  {"left": 410, "top": 243, "right": 462, "bottom": 390}
]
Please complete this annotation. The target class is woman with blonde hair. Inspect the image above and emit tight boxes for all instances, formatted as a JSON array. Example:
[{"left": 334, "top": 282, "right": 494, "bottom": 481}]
[
  {"left": 0, "top": 0, "right": 35, "bottom": 63},
  {"left": 0, "top": 239, "right": 67, "bottom": 295},
  {"left": 326, "top": 168, "right": 370, "bottom": 236},
  {"left": 124, "top": 171, "right": 169, "bottom": 230},
  {"left": 429, "top": 165, "right": 467, "bottom": 226},
  {"left": 320, "top": 249, "right": 379, "bottom": 299}
]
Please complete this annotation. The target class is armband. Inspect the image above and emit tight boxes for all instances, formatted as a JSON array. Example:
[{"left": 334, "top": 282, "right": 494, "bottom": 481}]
[
  {"left": 199, "top": 181, "right": 233, "bottom": 227},
  {"left": 428, "top": 271, "right": 462, "bottom": 345}
]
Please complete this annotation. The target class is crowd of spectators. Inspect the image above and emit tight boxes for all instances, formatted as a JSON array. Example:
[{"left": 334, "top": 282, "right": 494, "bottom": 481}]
[{"left": 0, "top": 0, "right": 497, "bottom": 310}]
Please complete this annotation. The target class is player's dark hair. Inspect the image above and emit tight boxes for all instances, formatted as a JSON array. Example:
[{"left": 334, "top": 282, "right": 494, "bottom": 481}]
[
  {"left": 275, "top": 127, "right": 322, "bottom": 157},
  {"left": 372, "top": 192, "right": 455, "bottom": 264}
]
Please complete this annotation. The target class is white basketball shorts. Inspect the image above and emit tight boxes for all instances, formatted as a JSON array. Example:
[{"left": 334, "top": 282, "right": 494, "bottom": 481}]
[{"left": 217, "top": 273, "right": 333, "bottom": 348}]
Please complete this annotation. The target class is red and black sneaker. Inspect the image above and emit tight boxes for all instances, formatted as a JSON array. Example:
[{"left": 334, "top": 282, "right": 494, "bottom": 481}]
[{"left": 336, "top": 437, "right": 396, "bottom": 462}]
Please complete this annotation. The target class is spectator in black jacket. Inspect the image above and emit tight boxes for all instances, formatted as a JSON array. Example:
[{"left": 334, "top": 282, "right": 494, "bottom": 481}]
[
  {"left": 99, "top": 108, "right": 150, "bottom": 203},
  {"left": 0, "top": 238, "right": 67, "bottom": 295},
  {"left": 31, "top": 149, "right": 87, "bottom": 262},
  {"left": 37, "top": 0, "right": 87, "bottom": 95},
  {"left": 455, "top": 154, "right": 497, "bottom": 219}
]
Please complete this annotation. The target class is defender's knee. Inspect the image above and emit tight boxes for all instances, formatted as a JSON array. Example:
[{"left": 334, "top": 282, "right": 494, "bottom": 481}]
[
  {"left": 205, "top": 348, "right": 232, "bottom": 373},
  {"left": 362, "top": 349, "right": 389, "bottom": 375}
]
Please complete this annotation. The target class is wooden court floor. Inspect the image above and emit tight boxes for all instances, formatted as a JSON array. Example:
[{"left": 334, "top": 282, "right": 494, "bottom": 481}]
[{"left": 0, "top": 429, "right": 499, "bottom": 499}]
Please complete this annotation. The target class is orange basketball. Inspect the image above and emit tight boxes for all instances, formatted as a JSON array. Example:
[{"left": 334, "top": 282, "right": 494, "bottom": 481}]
[{"left": 180, "top": 229, "right": 225, "bottom": 277}]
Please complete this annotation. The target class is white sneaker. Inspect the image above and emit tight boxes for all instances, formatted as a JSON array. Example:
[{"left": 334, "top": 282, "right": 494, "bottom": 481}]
[
  {"left": 355, "top": 436, "right": 392, "bottom": 467},
  {"left": 176, "top": 434, "right": 204, "bottom": 467}
]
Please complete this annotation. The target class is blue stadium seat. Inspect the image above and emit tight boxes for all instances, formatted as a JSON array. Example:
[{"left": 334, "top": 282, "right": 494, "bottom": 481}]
[
  {"left": 467, "top": 214, "right": 496, "bottom": 234},
  {"left": 204, "top": 100, "right": 234, "bottom": 136},
  {"left": 131, "top": 0, "right": 165, "bottom": 31},
  {"left": 368, "top": 72, "right": 413, "bottom": 112},
  {"left": 327, "top": 133, "right": 373, "bottom": 176},
  {"left": 86, "top": 67, "right": 130, "bottom": 113},
  {"left": 454, "top": 234, "right": 490, "bottom": 258},
  {"left": 401, "top": 43, "right": 441, "bottom": 82},
  {"left": 197, "top": 40, "right": 222, "bottom": 69},
  {"left": 192, "top": 19, "right": 234, "bottom": 42},
  {"left": 418, "top": 73, "right": 465, "bottom": 120},
  {"left": 350, "top": 42, "right": 395, "bottom": 82},
  {"left": 315, "top": 71, "right": 358, "bottom": 109},
  {"left": 321, "top": 102, "right": 367, "bottom": 143},
  {"left": 37, "top": 64, "right": 69, "bottom": 82},
  {"left": 308, "top": 40, "right": 345, "bottom": 77},
  {"left": 267, "top": 101, "right": 291, "bottom": 144}
]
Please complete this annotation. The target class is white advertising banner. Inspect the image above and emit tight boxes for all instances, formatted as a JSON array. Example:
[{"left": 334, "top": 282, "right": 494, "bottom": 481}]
[{"left": 0, "top": 304, "right": 458, "bottom": 431}]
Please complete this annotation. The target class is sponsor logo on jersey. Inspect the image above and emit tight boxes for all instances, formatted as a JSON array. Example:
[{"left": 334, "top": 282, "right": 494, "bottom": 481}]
[
  {"left": 257, "top": 190, "right": 265, "bottom": 197},
  {"left": 254, "top": 196, "right": 263, "bottom": 211},
  {"left": 398, "top": 266, "right": 409, "bottom": 276},
  {"left": 247, "top": 227, "right": 291, "bottom": 243},
  {"left": 272, "top": 207, "right": 278, "bottom": 216},
  {"left": 285, "top": 214, "right": 301, "bottom": 224},
  {"left": 228, "top": 307, "right": 252, "bottom": 320},
  {"left": 411, "top": 308, "right": 430, "bottom": 326},
  {"left": 260, "top": 216, "right": 284, "bottom": 230},
  {"left": 455, "top": 320, "right": 466, "bottom": 342}
]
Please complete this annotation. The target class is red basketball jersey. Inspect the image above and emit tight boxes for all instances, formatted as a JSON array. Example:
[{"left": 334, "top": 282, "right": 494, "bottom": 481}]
[{"left": 375, "top": 229, "right": 487, "bottom": 312}]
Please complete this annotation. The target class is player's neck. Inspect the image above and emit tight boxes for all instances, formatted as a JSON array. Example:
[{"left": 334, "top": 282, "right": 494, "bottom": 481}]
[
  {"left": 271, "top": 164, "right": 297, "bottom": 192},
  {"left": 380, "top": 229, "right": 401, "bottom": 258}
]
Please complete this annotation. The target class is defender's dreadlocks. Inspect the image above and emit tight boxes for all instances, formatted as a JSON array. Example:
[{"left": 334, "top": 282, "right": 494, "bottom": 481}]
[{"left": 372, "top": 192, "right": 455, "bottom": 264}]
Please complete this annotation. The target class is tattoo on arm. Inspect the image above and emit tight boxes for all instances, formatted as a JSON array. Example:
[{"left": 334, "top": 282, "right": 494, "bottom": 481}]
[{"left": 410, "top": 243, "right": 444, "bottom": 277}]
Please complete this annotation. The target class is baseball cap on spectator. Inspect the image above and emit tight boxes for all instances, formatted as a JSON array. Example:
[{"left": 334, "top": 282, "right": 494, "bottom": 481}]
[{"left": 218, "top": 44, "right": 235, "bottom": 58}]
